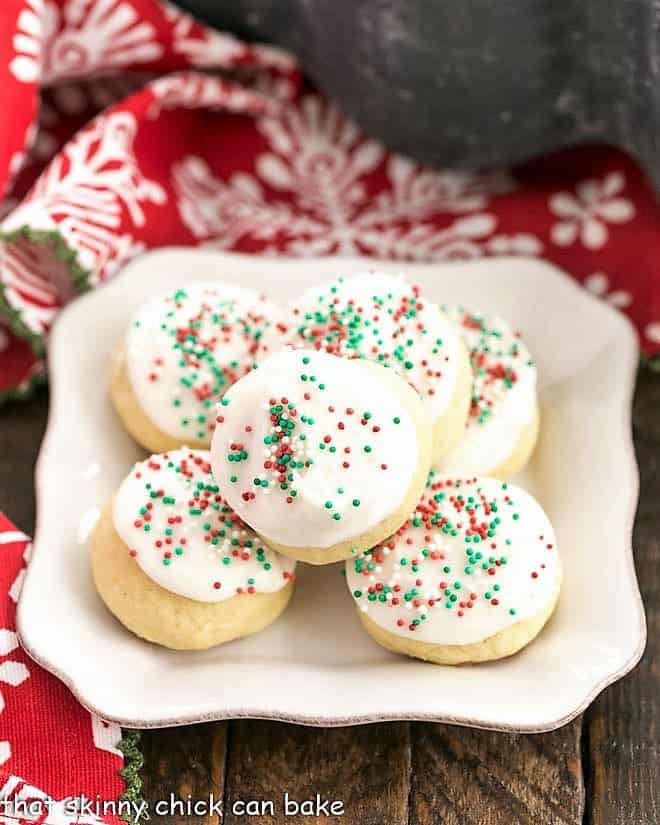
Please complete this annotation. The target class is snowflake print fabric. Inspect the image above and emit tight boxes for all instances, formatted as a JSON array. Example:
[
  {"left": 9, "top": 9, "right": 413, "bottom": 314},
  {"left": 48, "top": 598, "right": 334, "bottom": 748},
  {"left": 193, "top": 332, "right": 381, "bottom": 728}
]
[
  {"left": 0, "top": 515, "right": 125, "bottom": 823},
  {"left": 0, "top": 3, "right": 660, "bottom": 397}
]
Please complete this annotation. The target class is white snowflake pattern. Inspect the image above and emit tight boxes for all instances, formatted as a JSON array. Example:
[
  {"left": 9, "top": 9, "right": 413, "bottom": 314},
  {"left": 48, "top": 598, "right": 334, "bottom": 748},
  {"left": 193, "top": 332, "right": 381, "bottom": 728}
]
[
  {"left": 0, "top": 629, "right": 30, "bottom": 715},
  {"left": 173, "top": 155, "right": 320, "bottom": 248},
  {"left": 549, "top": 172, "right": 635, "bottom": 249},
  {"left": 0, "top": 529, "right": 31, "bottom": 770},
  {"left": 147, "top": 72, "right": 274, "bottom": 120},
  {"left": 368, "top": 155, "right": 514, "bottom": 222},
  {"left": 10, "top": 0, "right": 163, "bottom": 86},
  {"left": 484, "top": 232, "right": 543, "bottom": 256},
  {"left": 7, "top": 540, "right": 32, "bottom": 604},
  {"left": 0, "top": 531, "right": 29, "bottom": 547},
  {"left": 3, "top": 110, "right": 165, "bottom": 284},
  {"left": 645, "top": 322, "right": 660, "bottom": 344},
  {"left": 584, "top": 272, "right": 632, "bottom": 308},
  {"left": 355, "top": 213, "right": 496, "bottom": 261},
  {"left": 9, "top": 0, "right": 58, "bottom": 83},
  {"left": 1, "top": 110, "right": 164, "bottom": 336},
  {"left": 357, "top": 220, "right": 545, "bottom": 261},
  {"left": 162, "top": 0, "right": 295, "bottom": 74},
  {"left": 0, "top": 551, "right": 30, "bottom": 770},
  {"left": 163, "top": 1, "right": 247, "bottom": 66},
  {"left": 175, "top": 94, "right": 521, "bottom": 260}
]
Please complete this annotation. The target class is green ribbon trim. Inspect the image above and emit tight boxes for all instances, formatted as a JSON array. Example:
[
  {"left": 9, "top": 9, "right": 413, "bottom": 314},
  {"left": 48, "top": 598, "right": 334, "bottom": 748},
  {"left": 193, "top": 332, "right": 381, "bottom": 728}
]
[
  {"left": 0, "top": 224, "right": 92, "bottom": 356},
  {"left": 117, "top": 729, "right": 146, "bottom": 824},
  {"left": 641, "top": 352, "right": 660, "bottom": 372}
]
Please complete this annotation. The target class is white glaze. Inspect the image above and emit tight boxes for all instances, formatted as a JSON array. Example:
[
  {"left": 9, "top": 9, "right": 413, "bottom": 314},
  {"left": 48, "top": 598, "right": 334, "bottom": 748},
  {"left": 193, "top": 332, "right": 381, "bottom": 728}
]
[
  {"left": 210, "top": 348, "right": 420, "bottom": 549},
  {"left": 438, "top": 306, "right": 537, "bottom": 474},
  {"left": 289, "top": 272, "right": 461, "bottom": 422},
  {"left": 345, "top": 475, "right": 560, "bottom": 646},
  {"left": 113, "top": 448, "right": 295, "bottom": 602},
  {"left": 125, "top": 282, "right": 287, "bottom": 444}
]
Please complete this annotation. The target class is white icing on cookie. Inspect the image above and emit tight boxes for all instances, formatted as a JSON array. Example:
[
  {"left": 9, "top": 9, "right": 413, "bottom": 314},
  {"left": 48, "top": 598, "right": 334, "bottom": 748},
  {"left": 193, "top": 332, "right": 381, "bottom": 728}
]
[
  {"left": 438, "top": 306, "right": 537, "bottom": 474},
  {"left": 345, "top": 475, "right": 560, "bottom": 646},
  {"left": 125, "top": 283, "right": 287, "bottom": 444},
  {"left": 210, "top": 348, "right": 421, "bottom": 549},
  {"left": 113, "top": 448, "right": 295, "bottom": 603},
  {"left": 289, "top": 272, "right": 462, "bottom": 424}
]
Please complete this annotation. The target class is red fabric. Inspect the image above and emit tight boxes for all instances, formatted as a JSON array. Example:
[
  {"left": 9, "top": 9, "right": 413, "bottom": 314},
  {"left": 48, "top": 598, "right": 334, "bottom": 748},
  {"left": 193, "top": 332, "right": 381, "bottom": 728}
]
[
  {"left": 0, "top": 0, "right": 658, "bottom": 402},
  {"left": 0, "top": 514, "right": 123, "bottom": 822},
  {"left": 0, "top": 0, "right": 658, "bottom": 810}
]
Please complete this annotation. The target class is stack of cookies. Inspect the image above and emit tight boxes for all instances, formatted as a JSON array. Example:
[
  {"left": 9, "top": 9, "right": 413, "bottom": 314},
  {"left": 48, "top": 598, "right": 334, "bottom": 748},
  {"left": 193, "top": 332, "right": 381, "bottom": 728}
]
[{"left": 92, "top": 272, "right": 560, "bottom": 665}]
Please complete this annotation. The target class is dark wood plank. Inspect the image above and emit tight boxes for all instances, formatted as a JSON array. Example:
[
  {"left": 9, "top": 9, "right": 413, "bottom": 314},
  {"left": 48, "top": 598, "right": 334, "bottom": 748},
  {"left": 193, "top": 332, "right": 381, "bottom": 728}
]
[
  {"left": 410, "top": 719, "right": 583, "bottom": 825},
  {"left": 140, "top": 723, "right": 228, "bottom": 824},
  {"left": 0, "top": 389, "right": 48, "bottom": 534},
  {"left": 630, "top": 366, "right": 660, "bottom": 522},
  {"left": 584, "top": 369, "right": 660, "bottom": 825},
  {"left": 223, "top": 720, "right": 410, "bottom": 824}
]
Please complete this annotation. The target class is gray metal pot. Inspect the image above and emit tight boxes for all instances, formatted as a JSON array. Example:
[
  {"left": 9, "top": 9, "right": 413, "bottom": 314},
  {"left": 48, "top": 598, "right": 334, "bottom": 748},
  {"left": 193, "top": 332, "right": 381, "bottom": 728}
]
[{"left": 173, "top": 0, "right": 660, "bottom": 190}]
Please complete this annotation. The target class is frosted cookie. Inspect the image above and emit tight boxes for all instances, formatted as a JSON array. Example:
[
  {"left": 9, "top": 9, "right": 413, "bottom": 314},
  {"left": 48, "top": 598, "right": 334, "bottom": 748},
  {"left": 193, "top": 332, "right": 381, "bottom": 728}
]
[
  {"left": 210, "top": 348, "right": 433, "bottom": 565},
  {"left": 289, "top": 272, "right": 471, "bottom": 462},
  {"left": 91, "top": 448, "right": 295, "bottom": 650},
  {"left": 345, "top": 475, "right": 560, "bottom": 664},
  {"left": 438, "top": 306, "right": 538, "bottom": 479},
  {"left": 109, "top": 283, "right": 287, "bottom": 453}
]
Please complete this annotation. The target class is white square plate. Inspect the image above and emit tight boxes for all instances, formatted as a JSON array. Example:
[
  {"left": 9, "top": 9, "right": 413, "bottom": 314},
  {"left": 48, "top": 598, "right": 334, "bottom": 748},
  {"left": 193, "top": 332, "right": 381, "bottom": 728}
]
[{"left": 17, "top": 250, "right": 646, "bottom": 731}]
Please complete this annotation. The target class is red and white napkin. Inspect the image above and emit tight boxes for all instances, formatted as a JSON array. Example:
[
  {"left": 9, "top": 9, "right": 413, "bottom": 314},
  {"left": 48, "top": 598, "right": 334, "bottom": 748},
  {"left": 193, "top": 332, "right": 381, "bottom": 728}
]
[{"left": 0, "top": 514, "right": 128, "bottom": 823}]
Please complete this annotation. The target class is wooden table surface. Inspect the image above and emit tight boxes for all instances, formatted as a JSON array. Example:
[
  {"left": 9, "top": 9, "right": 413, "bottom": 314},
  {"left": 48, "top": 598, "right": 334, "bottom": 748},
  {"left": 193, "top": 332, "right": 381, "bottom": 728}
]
[{"left": 1, "top": 372, "right": 658, "bottom": 825}]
